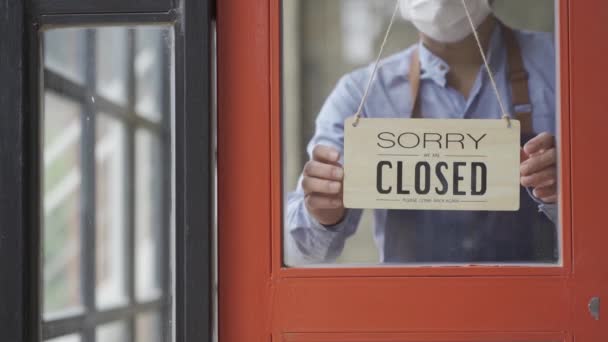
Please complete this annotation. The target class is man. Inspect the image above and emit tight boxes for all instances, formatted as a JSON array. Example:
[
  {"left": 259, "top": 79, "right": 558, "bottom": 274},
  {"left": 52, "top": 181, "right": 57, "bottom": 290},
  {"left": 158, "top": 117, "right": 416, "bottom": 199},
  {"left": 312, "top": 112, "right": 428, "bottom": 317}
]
[{"left": 286, "top": 0, "right": 558, "bottom": 264}]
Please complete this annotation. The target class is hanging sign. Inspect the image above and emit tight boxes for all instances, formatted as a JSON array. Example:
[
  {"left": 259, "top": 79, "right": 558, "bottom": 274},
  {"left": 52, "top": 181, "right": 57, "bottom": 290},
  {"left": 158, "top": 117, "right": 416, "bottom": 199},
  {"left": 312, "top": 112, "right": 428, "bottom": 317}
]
[{"left": 343, "top": 117, "right": 521, "bottom": 211}]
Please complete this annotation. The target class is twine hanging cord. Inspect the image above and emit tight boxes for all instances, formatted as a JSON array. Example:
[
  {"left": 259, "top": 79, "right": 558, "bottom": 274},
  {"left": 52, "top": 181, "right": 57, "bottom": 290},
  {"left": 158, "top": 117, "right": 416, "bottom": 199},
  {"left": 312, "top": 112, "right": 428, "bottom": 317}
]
[
  {"left": 352, "top": 1, "right": 401, "bottom": 127},
  {"left": 461, "top": 0, "right": 512, "bottom": 127},
  {"left": 352, "top": 0, "right": 512, "bottom": 128}
]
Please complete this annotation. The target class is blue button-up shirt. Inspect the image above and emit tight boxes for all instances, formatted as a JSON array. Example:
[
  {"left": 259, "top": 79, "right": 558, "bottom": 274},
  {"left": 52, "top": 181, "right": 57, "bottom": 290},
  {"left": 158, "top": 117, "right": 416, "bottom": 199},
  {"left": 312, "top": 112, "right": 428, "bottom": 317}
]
[{"left": 286, "top": 25, "right": 558, "bottom": 265}]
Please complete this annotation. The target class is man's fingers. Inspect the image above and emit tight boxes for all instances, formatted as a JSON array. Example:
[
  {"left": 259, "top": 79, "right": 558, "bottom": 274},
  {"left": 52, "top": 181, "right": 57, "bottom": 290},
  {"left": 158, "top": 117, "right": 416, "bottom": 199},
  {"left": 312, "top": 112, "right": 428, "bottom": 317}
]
[
  {"left": 520, "top": 148, "right": 557, "bottom": 176},
  {"left": 302, "top": 176, "right": 342, "bottom": 195},
  {"left": 523, "top": 132, "right": 555, "bottom": 156},
  {"left": 520, "top": 136, "right": 558, "bottom": 197},
  {"left": 305, "top": 194, "right": 343, "bottom": 210},
  {"left": 533, "top": 184, "right": 557, "bottom": 200},
  {"left": 520, "top": 148, "right": 529, "bottom": 163},
  {"left": 521, "top": 167, "right": 557, "bottom": 188},
  {"left": 312, "top": 145, "right": 341, "bottom": 164},
  {"left": 539, "top": 195, "right": 558, "bottom": 204},
  {"left": 304, "top": 160, "right": 344, "bottom": 181}
]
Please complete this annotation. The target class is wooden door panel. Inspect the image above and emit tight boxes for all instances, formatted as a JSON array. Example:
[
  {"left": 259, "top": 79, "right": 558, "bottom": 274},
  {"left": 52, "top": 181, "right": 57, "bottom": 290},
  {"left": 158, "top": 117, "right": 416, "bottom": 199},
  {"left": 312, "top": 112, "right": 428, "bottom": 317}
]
[
  {"left": 571, "top": 282, "right": 608, "bottom": 341},
  {"left": 283, "top": 331, "right": 567, "bottom": 342},
  {"left": 569, "top": 0, "right": 608, "bottom": 339},
  {"left": 274, "top": 278, "right": 569, "bottom": 332}
]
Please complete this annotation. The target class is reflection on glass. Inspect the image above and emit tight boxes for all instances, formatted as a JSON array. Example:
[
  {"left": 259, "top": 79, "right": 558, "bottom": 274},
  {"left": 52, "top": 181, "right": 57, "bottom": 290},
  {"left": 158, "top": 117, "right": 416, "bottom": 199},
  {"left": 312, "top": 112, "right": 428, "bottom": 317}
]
[
  {"left": 282, "top": 0, "right": 560, "bottom": 266},
  {"left": 96, "top": 321, "right": 129, "bottom": 342},
  {"left": 135, "top": 27, "right": 167, "bottom": 122},
  {"left": 136, "top": 311, "right": 163, "bottom": 342},
  {"left": 42, "top": 25, "right": 174, "bottom": 341},
  {"left": 46, "top": 334, "right": 81, "bottom": 342},
  {"left": 97, "top": 28, "right": 129, "bottom": 105},
  {"left": 43, "top": 91, "right": 83, "bottom": 315},
  {"left": 136, "top": 129, "right": 163, "bottom": 300},
  {"left": 44, "top": 28, "right": 85, "bottom": 84},
  {"left": 96, "top": 114, "right": 127, "bottom": 309}
]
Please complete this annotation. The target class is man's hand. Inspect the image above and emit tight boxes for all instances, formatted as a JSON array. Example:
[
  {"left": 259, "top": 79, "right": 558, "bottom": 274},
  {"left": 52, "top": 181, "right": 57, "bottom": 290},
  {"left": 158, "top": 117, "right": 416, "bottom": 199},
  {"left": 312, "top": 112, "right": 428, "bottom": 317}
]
[
  {"left": 520, "top": 132, "right": 558, "bottom": 203},
  {"left": 302, "top": 145, "right": 346, "bottom": 226}
]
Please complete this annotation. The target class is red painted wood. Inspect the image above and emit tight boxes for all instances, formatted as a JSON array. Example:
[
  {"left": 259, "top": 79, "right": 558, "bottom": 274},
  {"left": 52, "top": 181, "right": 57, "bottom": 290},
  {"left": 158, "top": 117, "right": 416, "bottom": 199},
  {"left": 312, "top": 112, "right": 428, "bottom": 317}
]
[
  {"left": 274, "top": 278, "right": 570, "bottom": 332},
  {"left": 216, "top": 0, "right": 272, "bottom": 341},
  {"left": 284, "top": 331, "right": 567, "bottom": 342},
  {"left": 568, "top": 0, "right": 608, "bottom": 340},
  {"left": 217, "top": 0, "right": 608, "bottom": 341}
]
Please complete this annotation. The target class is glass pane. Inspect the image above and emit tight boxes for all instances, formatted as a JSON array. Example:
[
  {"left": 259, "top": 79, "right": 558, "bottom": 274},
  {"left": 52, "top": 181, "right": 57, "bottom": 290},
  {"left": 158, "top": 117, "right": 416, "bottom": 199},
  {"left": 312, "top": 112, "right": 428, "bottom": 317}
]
[
  {"left": 96, "top": 27, "right": 129, "bottom": 105},
  {"left": 42, "top": 26, "right": 175, "bottom": 340},
  {"left": 46, "top": 334, "right": 81, "bottom": 342},
  {"left": 135, "top": 129, "right": 163, "bottom": 300},
  {"left": 136, "top": 311, "right": 163, "bottom": 342},
  {"left": 44, "top": 28, "right": 86, "bottom": 84},
  {"left": 282, "top": 0, "right": 560, "bottom": 266},
  {"left": 43, "top": 91, "right": 83, "bottom": 315},
  {"left": 96, "top": 114, "right": 128, "bottom": 308},
  {"left": 96, "top": 321, "right": 129, "bottom": 342},
  {"left": 135, "top": 27, "right": 168, "bottom": 122}
]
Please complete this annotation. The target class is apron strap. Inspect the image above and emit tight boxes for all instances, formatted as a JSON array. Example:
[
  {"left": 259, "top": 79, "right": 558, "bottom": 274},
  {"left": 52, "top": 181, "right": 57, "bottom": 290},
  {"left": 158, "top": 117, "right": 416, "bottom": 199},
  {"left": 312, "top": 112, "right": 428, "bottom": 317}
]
[
  {"left": 408, "top": 49, "right": 422, "bottom": 118},
  {"left": 408, "top": 23, "right": 534, "bottom": 134},
  {"left": 502, "top": 24, "right": 533, "bottom": 134}
]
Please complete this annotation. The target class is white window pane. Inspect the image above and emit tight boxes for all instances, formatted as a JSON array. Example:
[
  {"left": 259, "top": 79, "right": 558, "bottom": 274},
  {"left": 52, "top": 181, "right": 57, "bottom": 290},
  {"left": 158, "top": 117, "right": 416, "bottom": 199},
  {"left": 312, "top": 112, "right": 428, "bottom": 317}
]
[
  {"left": 136, "top": 311, "right": 163, "bottom": 342},
  {"left": 135, "top": 129, "right": 163, "bottom": 300},
  {"left": 43, "top": 91, "right": 83, "bottom": 315},
  {"left": 46, "top": 334, "right": 81, "bottom": 342},
  {"left": 96, "top": 321, "right": 129, "bottom": 342},
  {"left": 96, "top": 114, "right": 128, "bottom": 309},
  {"left": 96, "top": 27, "right": 129, "bottom": 105},
  {"left": 135, "top": 27, "right": 168, "bottom": 122},
  {"left": 44, "top": 29, "right": 86, "bottom": 84}
]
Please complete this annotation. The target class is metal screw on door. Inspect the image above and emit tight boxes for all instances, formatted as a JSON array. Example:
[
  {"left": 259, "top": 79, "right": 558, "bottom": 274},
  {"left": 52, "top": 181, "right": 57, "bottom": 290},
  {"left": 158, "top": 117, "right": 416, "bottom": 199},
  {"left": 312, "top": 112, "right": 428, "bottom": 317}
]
[{"left": 589, "top": 297, "right": 600, "bottom": 321}]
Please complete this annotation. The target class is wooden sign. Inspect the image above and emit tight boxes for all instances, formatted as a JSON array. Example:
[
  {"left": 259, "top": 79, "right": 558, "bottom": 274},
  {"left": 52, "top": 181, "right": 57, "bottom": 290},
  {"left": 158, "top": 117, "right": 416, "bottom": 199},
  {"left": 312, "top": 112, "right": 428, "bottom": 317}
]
[{"left": 343, "top": 117, "right": 521, "bottom": 211}]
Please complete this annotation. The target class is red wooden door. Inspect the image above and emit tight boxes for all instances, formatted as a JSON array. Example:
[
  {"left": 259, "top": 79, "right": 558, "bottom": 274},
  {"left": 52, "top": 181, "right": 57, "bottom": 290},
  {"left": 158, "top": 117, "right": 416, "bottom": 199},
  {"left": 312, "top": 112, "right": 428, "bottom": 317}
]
[{"left": 217, "top": 0, "right": 608, "bottom": 341}]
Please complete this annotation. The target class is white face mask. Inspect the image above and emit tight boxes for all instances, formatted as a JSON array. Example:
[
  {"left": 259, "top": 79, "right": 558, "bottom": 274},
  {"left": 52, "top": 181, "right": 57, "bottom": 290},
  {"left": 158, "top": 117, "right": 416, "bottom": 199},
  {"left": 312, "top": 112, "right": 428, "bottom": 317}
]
[{"left": 399, "top": 0, "right": 492, "bottom": 43}]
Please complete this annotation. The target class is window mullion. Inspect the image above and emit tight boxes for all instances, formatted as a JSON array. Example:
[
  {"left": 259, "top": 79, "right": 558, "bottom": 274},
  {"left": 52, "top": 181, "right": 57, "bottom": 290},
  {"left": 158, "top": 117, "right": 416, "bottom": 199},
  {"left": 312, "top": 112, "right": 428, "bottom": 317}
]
[
  {"left": 159, "top": 27, "right": 173, "bottom": 342},
  {"left": 125, "top": 27, "right": 138, "bottom": 342},
  {"left": 43, "top": 298, "right": 164, "bottom": 339},
  {"left": 45, "top": 68, "right": 163, "bottom": 132},
  {"left": 80, "top": 28, "right": 98, "bottom": 342}
]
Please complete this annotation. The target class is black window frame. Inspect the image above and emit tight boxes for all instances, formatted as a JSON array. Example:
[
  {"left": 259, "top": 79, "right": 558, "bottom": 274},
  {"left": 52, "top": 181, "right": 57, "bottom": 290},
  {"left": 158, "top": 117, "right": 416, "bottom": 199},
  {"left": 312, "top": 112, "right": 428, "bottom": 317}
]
[
  {"left": 0, "top": 0, "right": 214, "bottom": 341},
  {"left": 0, "top": 2, "right": 29, "bottom": 342}
]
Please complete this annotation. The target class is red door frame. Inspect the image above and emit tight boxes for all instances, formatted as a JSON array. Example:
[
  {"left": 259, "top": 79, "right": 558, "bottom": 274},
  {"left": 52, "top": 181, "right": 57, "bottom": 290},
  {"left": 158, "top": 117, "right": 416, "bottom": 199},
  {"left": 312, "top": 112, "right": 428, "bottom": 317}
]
[{"left": 217, "top": 0, "right": 607, "bottom": 341}]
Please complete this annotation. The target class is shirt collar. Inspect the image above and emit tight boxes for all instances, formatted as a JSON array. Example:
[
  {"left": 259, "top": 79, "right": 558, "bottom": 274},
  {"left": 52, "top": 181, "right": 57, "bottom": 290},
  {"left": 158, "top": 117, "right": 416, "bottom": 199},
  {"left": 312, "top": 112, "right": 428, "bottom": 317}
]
[{"left": 417, "top": 24, "right": 504, "bottom": 88}]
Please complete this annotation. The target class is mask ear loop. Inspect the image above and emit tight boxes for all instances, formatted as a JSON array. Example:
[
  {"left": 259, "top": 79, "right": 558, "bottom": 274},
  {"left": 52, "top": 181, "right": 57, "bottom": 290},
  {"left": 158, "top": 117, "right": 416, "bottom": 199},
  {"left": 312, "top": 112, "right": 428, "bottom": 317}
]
[
  {"left": 352, "top": 1, "right": 401, "bottom": 127},
  {"left": 461, "top": 0, "right": 512, "bottom": 128}
]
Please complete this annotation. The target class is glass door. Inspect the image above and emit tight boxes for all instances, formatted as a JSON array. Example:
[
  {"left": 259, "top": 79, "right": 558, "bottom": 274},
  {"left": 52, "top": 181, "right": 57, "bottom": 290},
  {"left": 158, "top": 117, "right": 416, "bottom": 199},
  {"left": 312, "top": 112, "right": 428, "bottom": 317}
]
[{"left": 217, "top": 0, "right": 607, "bottom": 341}]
